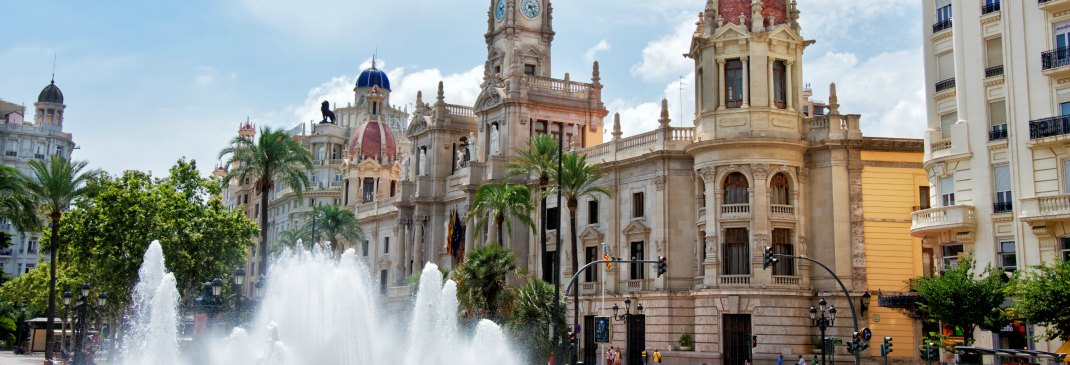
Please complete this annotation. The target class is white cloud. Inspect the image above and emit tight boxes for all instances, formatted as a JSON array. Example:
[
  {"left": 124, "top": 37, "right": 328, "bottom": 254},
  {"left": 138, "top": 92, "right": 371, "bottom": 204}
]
[
  {"left": 630, "top": 15, "right": 694, "bottom": 83},
  {"left": 609, "top": 72, "right": 695, "bottom": 138},
  {"left": 195, "top": 66, "right": 219, "bottom": 86},
  {"left": 797, "top": 0, "right": 920, "bottom": 43},
  {"left": 584, "top": 40, "right": 611, "bottom": 64}
]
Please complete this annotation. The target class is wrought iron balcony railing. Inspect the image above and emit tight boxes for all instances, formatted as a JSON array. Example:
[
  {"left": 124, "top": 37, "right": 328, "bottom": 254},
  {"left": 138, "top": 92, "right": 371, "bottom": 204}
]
[
  {"left": 985, "top": 65, "right": 1004, "bottom": 78},
  {"left": 1042, "top": 47, "right": 1070, "bottom": 71},
  {"left": 994, "top": 201, "right": 1013, "bottom": 214},
  {"left": 1029, "top": 115, "right": 1070, "bottom": 139},
  {"left": 989, "top": 124, "right": 1008, "bottom": 141},
  {"left": 982, "top": 2, "right": 1001, "bottom": 14},
  {"left": 935, "top": 78, "right": 956, "bottom": 93}
]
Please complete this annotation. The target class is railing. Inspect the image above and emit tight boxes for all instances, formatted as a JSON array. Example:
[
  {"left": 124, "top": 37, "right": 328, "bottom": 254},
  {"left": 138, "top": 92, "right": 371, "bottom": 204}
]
[
  {"left": 624, "top": 279, "right": 649, "bottom": 291},
  {"left": 619, "top": 130, "right": 659, "bottom": 151},
  {"left": 34, "top": 154, "right": 45, "bottom": 159},
  {"left": 985, "top": 65, "right": 1004, "bottom": 78},
  {"left": 328, "top": 159, "right": 344, "bottom": 166},
  {"left": 935, "top": 78, "right": 956, "bottom": 93},
  {"left": 3, "top": 151, "right": 15, "bottom": 156},
  {"left": 1020, "top": 194, "right": 1070, "bottom": 221},
  {"left": 670, "top": 127, "right": 694, "bottom": 142},
  {"left": 993, "top": 201, "right": 1013, "bottom": 214},
  {"left": 721, "top": 204, "right": 751, "bottom": 216},
  {"left": 330, "top": 180, "right": 343, "bottom": 187},
  {"left": 931, "top": 138, "right": 952, "bottom": 151},
  {"left": 0, "top": 249, "right": 11, "bottom": 256},
  {"left": 809, "top": 116, "right": 830, "bottom": 131},
  {"left": 1029, "top": 115, "right": 1070, "bottom": 139},
  {"left": 989, "top": 124, "right": 1008, "bottom": 141},
  {"left": 910, "top": 205, "right": 977, "bottom": 236},
  {"left": 720, "top": 275, "right": 750, "bottom": 286},
  {"left": 580, "top": 282, "right": 597, "bottom": 295},
  {"left": 445, "top": 104, "right": 475, "bottom": 117},
  {"left": 1043, "top": 47, "right": 1070, "bottom": 71},
  {"left": 771, "top": 205, "right": 795, "bottom": 216},
  {"left": 773, "top": 276, "right": 801, "bottom": 286},
  {"left": 524, "top": 75, "right": 593, "bottom": 95},
  {"left": 982, "top": 1, "right": 1001, "bottom": 14},
  {"left": 932, "top": 19, "right": 953, "bottom": 33}
]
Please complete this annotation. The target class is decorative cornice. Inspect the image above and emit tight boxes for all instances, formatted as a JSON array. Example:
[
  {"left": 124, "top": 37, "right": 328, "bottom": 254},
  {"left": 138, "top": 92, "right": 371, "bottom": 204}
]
[
  {"left": 931, "top": 29, "right": 953, "bottom": 43},
  {"left": 934, "top": 88, "right": 956, "bottom": 102},
  {"left": 862, "top": 137, "right": 924, "bottom": 152},
  {"left": 984, "top": 76, "right": 1005, "bottom": 87},
  {"left": 987, "top": 140, "right": 1009, "bottom": 151},
  {"left": 980, "top": 13, "right": 1001, "bottom": 25}
]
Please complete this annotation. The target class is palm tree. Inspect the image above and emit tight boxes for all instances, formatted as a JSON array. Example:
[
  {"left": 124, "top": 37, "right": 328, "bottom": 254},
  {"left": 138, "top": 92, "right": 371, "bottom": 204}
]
[
  {"left": 303, "top": 204, "right": 365, "bottom": 254},
  {"left": 508, "top": 279, "right": 566, "bottom": 364},
  {"left": 26, "top": 155, "right": 97, "bottom": 361},
  {"left": 452, "top": 244, "right": 519, "bottom": 321},
  {"left": 466, "top": 182, "right": 535, "bottom": 247},
  {"left": 0, "top": 165, "right": 39, "bottom": 233},
  {"left": 271, "top": 227, "right": 309, "bottom": 256},
  {"left": 551, "top": 151, "right": 611, "bottom": 348},
  {"left": 507, "top": 134, "right": 559, "bottom": 282},
  {"left": 219, "top": 127, "right": 313, "bottom": 276}
]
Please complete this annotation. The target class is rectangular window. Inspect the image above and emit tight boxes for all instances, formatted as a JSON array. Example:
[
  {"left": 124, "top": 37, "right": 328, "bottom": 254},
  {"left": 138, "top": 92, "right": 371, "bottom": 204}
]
[
  {"left": 363, "top": 178, "right": 375, "bottom": 203},
  {"left": 384, "top": 237, "right": 390, "bottom": 254},
  {"left": 726, "top": 59, "right": 744, "bottom": 108},
  {"left": 940, "top": 176, "right": 955, "bottom": 206},
  {"left": 1062, "top": 237, "right": 1070, "bottom": 261},
  {"left": 633, "top": 192, "right": 645, "bottom": 218},
  {"left": 585, "top": 246, "right": 598, "bottom": 283},
  {"left": 919, "top": 186, "right": 931, "bottom": 210},
  {"left": 362, "top": 240, "right": 369, "bottom": 257},
  {"left": 772, "top": 228, "right": 795, "bottom": 276},
  {"left": 942, "top": 244, "right": 963, "bottom": 270},
  {"left": 524, "top": 64, "right": 536, "bottom": 76},
  {"left": 994, "top": 165, "right": 1012, "bottom": 213},
  {"left": 998, "top": 240, "right": 1017, "bottom": 272},
  {"left": 940, "top": 112, "right": 957, "bottom": 139},
  {"left": 1061, "top": 102, "right": 1070, "bottom": 117},
  {"left": 380, "top": 270, "right": 388, "bottom": 295},
  {"left": 546, "top": 207, "right": 560, "bottom": 230},
  {"left": 936, "top": 53, "right": 955, "bottom": 82},
  {"left": 989, "top": 101, "right": 1007, "bottom": 141},
  {"left": 588, "top": 200, "right": 599, "bottom": 225},
  {"left": 389, "top": 181, "right": 397, "bottom": 197},
  {"left": 772, "top": 60, "right": 787, "bottom": 109},
  {"left": 723, "top": 228, "right": 750, "bottom": 276},
  {"left": 935, "top": 0, "right": 952, "bottom": 22},
  {"left": 630, "top": 242, "right": 645, "bottom": 280},
  {"left": 986, "top": 38, "right": 1003, "bottom": 68}
]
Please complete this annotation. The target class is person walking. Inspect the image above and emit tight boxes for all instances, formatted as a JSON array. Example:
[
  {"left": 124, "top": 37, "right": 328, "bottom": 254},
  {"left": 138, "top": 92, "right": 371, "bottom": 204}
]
[
  {"left": 614, "top": 348, "right": 622, "bottom": 365},
  {"left": 653, "top": 349, "right": 663, "bottom": 364},
  {"left": 798, "top": 355, "right": 806, "bottom": 365},
  {"left": 606, "top": 346, "right": 615, "bottom": 365},
  {"left": 811, "top": 355, "right": 819, "bottom": 365},
  {"left": 777, "top": 355, "right": 784, "bottom": 365}
]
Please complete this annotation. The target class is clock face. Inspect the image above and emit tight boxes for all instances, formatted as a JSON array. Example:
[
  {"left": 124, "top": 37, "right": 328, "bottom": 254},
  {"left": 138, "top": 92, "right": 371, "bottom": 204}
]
[
  {"left": 495, "top": 0, "right": 505, "bottom": 20},
  {"left": 520, "top": 0, "right": 540, "bottom": 19}
]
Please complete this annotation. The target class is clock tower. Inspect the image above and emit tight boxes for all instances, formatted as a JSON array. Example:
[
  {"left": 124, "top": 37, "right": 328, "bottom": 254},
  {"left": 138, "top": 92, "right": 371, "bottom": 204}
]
[{"left": 485, "top": 0, "right": 554, "bottom": 80}]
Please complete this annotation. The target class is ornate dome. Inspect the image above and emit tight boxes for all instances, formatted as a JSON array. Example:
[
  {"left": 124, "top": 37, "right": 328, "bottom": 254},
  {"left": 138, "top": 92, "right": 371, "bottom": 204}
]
[
  {"left": 356, "top": 67, "right": 391, "bottom": 91},
  {"left": 38, "top": 81, "right": 64, "bottom": 104},
  {"left": 348, "top": 119, "right": 397, "bottom": 163},
  {"left": 719, "top": 0, "right": 787, "bottom": 28}
]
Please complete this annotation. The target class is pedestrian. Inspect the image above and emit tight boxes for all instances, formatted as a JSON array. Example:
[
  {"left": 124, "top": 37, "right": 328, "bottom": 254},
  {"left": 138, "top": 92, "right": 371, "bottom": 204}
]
[
  {"left": 615, "top": 348, "right": 622, "bottom": 365},
  {"left": 607, "top": 346, "right": 615, "bottom": 365},
  {"left": 798, "top": 355, "right": 806, "bottom": 365},
  {"left": 653, "top": 349, "right": 663, "bottom": 364},
  {"left": 778, "top": 355, "right": 784, "bottom": 365},
  {"left": 811, "top": 355, "right": 819, "bottom": 365}
]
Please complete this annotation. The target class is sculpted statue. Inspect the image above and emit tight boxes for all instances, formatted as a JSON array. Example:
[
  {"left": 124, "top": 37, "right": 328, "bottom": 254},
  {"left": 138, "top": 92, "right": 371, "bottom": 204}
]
[
  {"left": 456, "top": 148, "right": 466, "bottom": 170},
  {"left": 320, "top": 101, "right": 337, "bottom": 124},
  {"left": 419, "top": 149, "right": 429, "bottom": 176},
  {"left": 468, "top": 132, "right": 479, "bottom": 161},
  {"left": 402, "top": 158, "right": 411, "bottom": 181},
  {"left": 490, "top": 124, "right": 501, "bottom": 156}
]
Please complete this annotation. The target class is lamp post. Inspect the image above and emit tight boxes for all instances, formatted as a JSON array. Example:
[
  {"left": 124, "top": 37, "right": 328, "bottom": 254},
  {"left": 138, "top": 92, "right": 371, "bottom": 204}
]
[
  {"left": 62, "top": 290, "right": 72, "bottom": 355},
  {"left": 611, "top": 298, "right": 646, "bottom": 365},
  {"left": 233, "top": 267, "right": 246, "bottom": 324},
  {"left": 16, "top": 300, "right": 27, "bottom": 354},
  {"left": 72, "top": 283, "right": 107, "bottom": 365},
  {"left": 809, "top": 298, "right": 837, "bottom": 365}
]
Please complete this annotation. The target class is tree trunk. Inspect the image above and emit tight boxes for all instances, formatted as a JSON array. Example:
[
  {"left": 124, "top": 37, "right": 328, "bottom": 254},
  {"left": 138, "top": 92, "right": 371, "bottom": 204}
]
[
  {"left": 568, "top": 204, "right": 580, "bottom": 363},
  {"left": 496, "top": 215, "right": 505, "bottom": 247},
  {"left": 540, "top": 188, "right": 549, "bottom": 283},
  {"left": 259, "top": 185, "right": 270, "bottom": 278},
  {"left": 44, "top": 215, "right": 59, "bottom": 361}
]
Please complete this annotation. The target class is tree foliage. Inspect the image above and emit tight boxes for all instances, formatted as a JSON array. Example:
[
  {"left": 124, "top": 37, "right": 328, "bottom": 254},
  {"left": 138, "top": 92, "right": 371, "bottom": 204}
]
[
  {"left": 0, "top": 164, "right": 39, "bottom": 232},
  {"left": 913, "top": 256, "right": 1011, "bottom": 345},
  {"left": 52, "top": 159, "right": 257, "bottom": 313},
  {"left": 1013, "top": 259, "right": 1070, "bottom": 341},
  {"left": 507, "top": 279, "right": 566, "bottom": 365},
  {"left": 453, "top": 244, "right": 520, "bottom": 322},
  {"left": 304, "top": 204, "right": 364, "bottom": 254},
  {"left": 467, "top": 182, "right": 534, "bottom": 246}
]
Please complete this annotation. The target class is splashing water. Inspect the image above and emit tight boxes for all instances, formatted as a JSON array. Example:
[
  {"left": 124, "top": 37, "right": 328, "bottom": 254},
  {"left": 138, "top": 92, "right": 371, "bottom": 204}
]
[
  {"left": 120, "top": 240, "right": 181, "bottom": 365},
  {"left": 120, "top": 243, "right": 520, "bottom": 365}
]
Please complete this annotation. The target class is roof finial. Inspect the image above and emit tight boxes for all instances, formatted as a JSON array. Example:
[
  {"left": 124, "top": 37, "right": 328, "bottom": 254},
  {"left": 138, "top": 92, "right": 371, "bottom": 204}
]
[
  {"left": 437, "top": 81, "right": 445, "bottom": 104},
  {"left": 829, "top": 82, "right": 840, "bottom": 115},
  {"left": 372, "top": 48, "right": 378, "bottom": 69},
  {"left": 659, "top": 98, "right": 671, "bottom": 128},
  {"left": 51, "top": 53, "right": 56, "bottom": 84},
  {"left": 592, "top": 61, "right": 601, "bottom": 86},
  {"left": 612, "top": 113, "right": 622, "bottom": 141}
]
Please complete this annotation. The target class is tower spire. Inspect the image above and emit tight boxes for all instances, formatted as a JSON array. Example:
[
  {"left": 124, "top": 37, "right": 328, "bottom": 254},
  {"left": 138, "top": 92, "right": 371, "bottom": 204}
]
[{"left": 51, "top": 53, "right": 56, "bottom": 83}]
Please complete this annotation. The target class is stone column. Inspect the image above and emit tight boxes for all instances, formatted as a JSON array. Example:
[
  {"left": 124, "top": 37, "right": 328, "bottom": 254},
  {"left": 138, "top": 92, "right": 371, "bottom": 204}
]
[
  {"left": 786, "top": 61, "right": 795, "bottom": 111},
  {"left": 717, "top": 59, "right": 727, "bottom": 110},
  {"left": 413, "top": 222, "right": 424, "bottom": 269},
  {"left": 768, "top": 59, "right": 775, "bottom": 106},
  {"left": 741, "top": 56, "right": 750, "bottom": 108}
]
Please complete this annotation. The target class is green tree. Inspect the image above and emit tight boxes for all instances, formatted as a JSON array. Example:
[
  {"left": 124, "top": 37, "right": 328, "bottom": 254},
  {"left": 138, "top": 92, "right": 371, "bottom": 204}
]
[
  {"left": 508, "top": 278, "right": 566, "bottom": 365},
  {"left": 0, "top": 164, "right": 39, "bottom": 233},
  {"left": 507, "top": 134, "right": 560, "bottom": 283},
  {"left": 272, "top": 227, "right": 310, "bottom": 256},
  {"left": 219, "top": 127, "right": 313, "bottom": 277},
  {"left": 466, "top": 182, "right": 535, "bottom": 247},
  {"left": 1013, "top": 259, "right": 1070, "bottom": 341},
  {"left": 453, "top": 244, "right": 520, "bottom": 322},
  {"left": 304, "top": 204, "right": 365, "bottom": 254},
  {"left": 57, "top": 160, "right": 257, "bottom": 311},
  {"left": 913, "top": 256, "right": 1011, "bottom": 345},
  {"left": 26, "top": 155, "right": 97, "bottom": 361}
]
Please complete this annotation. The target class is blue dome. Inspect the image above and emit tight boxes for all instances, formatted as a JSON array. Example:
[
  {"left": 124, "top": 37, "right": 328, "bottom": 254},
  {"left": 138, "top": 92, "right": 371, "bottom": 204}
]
[{"left": 356, "top": 67, "right": 391, "bottom": 91}]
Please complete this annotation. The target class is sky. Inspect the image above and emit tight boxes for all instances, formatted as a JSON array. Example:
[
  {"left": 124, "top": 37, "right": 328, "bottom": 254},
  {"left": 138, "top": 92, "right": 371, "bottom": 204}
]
[{"left": 0, "top": 0, "right": 923, "bottom": 176}]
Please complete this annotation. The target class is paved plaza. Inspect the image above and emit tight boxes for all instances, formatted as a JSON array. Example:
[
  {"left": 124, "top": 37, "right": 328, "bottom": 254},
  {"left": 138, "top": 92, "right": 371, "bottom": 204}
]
[{"left": 0, "top": 352, "right": 47, "bottom": 365}]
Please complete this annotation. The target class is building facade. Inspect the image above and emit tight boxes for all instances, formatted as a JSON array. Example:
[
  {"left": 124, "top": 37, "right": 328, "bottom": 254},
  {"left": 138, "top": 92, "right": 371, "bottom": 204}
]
[
  {"left": 917, "top": 0, "right": 1068, "bottom": 355},
  {"left": 0, "top": 81, "right": 77, "bottom": 279}
]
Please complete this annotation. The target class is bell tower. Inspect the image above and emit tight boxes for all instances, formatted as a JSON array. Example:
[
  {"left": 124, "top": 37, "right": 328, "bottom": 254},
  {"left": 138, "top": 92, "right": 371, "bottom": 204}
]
[{"left": 485, "top": 0, "right": 554, "bottom": 81}]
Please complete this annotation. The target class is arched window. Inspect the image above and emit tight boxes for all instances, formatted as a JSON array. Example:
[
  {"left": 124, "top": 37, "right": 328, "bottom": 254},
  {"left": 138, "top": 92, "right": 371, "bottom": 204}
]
[
  {"left": 770, "top": 173, "right": 791, "bottom": 206},
  {"left": 726, "top": 59, "right": 744, "bottom": 108},
  {"left": 773, "top": 60, "right": 787, "bottom": 109},
  {"left": 724, "top": 173, "right": 749, "bottom": 205}
]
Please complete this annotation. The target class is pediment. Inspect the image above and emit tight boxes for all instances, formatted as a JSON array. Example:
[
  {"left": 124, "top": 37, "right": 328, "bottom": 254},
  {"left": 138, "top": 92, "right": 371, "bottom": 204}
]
[
  {"left": 579, "top": 226, "right": 604, "bottom": 242},
  {"left": 712, "top": 23, "right": 749, "bottom": 40},
  {"left": 767, "top": 26, "right": 803, "bottom": 43},
  {"left": 474, "top": 86, "right": 505, "bottom": 113},
  {"left": 407, "top": 115, "right": 429, "bottom": 136},
  {"left": 622, "top": 220, "right": 651, "bottom": 236}
]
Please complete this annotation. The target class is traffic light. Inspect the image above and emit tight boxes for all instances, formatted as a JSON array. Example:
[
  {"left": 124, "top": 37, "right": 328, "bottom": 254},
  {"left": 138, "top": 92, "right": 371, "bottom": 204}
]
[
  {"left": 762, "top": 246, "right": 779, "bottom": 270},
  {"left": 881, "top": 337, "right": 893, "bottom": 356},
  {"left": 567, "top": 331, "right": 576, "bottom": 348},
  {"left": 657, "top": 256, "right": 667, "bottom": 277},
  {"left": 751, "top": 335, "right": 758, "bottom": 348}
]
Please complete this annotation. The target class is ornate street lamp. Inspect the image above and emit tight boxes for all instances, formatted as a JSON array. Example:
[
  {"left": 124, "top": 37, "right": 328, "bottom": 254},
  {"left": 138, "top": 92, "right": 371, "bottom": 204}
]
[
  {"left": 810, "top": 298, "right": 837, "bottom": 365},
  {"left": 72, "top": 284, "right": 105, "bottom": 365},
  {"left": 611, "top": 298, "right": 646, "bottom": 365},
  {"left": 62, "top": 290, "right": 72, "bottom": 354},
  {"left": 211, "top": 278, "right": 224, "bottom": 297}
]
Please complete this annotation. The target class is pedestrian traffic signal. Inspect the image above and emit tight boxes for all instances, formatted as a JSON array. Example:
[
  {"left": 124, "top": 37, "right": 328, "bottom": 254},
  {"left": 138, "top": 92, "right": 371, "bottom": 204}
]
[
  {"left": 762, "top": 246, "right": 778, "bottom": 270},
  {"left": 657, "top": 256, "right": 667, "bottom": 277},
  {"left": 880, "top": 337, "right": 893, "bottom": 356}
]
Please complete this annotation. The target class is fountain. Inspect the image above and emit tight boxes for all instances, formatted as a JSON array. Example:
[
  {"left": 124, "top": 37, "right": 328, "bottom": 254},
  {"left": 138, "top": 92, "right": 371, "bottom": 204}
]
[{"left": 119, "top": 242, "right": 521, "bottom": 365}]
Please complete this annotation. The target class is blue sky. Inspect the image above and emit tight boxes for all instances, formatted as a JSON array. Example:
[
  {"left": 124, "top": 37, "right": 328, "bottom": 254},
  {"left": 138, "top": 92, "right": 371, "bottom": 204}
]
[{"left": 0, "top": 0, "right": 923, "bottom": 175}]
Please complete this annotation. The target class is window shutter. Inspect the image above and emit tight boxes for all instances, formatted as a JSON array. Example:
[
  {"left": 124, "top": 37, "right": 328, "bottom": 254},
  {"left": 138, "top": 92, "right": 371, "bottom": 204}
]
[
  {"left": 935, "top": 0, "right": 952, "bottom": 9},
  {"left": 940, "top": 176, "right": 954, "bottom": 196},
  {"left": 994, "top": 166, "right": 1011, "bottom": 193}
]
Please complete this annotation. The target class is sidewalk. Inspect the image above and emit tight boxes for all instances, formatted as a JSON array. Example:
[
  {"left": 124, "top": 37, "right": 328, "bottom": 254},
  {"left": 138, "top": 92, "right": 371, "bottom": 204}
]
[{"left": 0, "top": 351, "right": 48, "bottom": 365}]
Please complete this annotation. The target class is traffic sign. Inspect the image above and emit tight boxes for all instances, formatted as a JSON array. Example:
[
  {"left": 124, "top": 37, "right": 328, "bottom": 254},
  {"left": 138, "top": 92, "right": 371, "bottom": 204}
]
[{"left": 860, "top": 327, "right": 873, "bottom": 341}]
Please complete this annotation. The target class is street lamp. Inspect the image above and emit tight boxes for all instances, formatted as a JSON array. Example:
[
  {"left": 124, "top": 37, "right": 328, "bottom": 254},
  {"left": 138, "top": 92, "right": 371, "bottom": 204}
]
[
  {"left": 72, "top": 283, "right": 106, "bottom": 365},
  {"left": 211, "top": 278, "right": 223, "bottom": 297},
  {"left": 809, "top": 298, "right": 837, "bottom": 365},
  {"left": 611, "top": 298, "right": 646, "bottom": 365},
  {"left": 62, "top": 290, "right": 72, "bottom": 354}
]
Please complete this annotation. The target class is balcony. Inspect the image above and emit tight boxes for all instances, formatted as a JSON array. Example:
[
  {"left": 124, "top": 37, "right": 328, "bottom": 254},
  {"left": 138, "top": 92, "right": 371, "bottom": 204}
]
[
  {"left": 932, "top": 19, "right": 953, "bottom": 33},
  {"left": 982, "top": 1, "right": 1001, "bottom": 15},
  {"left": 1042, "top": 47, "right": 1070, "bottom": 78},
  {"left": 624, "top": 279, "right": 650, "bottom": 292},
  {"left": 0, "top": 249, "right": 11, "bottom": 256},
  {"left": 1020, "top": 194, "right": 1070, "bottom": 223},
  {"left": 720, "top": 204, "right": 751, "bottom": 219},
  {"left": 770, "top": 204, "right": 795, "bottom": 218},
  {"left": 1039, "top": 0, "right": 1070, "bottom": 14},
  {"left": 1028, "top": 116, "right": 1070, "bottom": 140},
  {"left": 931, "top": 138, "right": 952, "bottom": 152},
  {"left": 910, "top": 205, "right": 977, "bottom": 237},
  {"left": 989, "top": 124, "right": 1008, "bottom": 141},
  {"left": 993, "top": 201, "right": 1013, "bottom": 214},
  {"left": 720, "top": 275, "right": 751, "bottom": 287},
  {"left": 985, "top": 65, "right": 1004, "bottom": 78},
  {"left": 935, "top": 78, "right": 956, "bottom": 93},
  {"left": 773, "top": 276, "right": 801, "bottom": 286}
]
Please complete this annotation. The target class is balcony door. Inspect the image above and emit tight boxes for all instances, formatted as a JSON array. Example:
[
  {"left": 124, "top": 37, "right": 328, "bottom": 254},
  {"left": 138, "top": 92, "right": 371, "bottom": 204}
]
[{"left": 1056, "top": 22, "right": 1070, "bottom": 66}]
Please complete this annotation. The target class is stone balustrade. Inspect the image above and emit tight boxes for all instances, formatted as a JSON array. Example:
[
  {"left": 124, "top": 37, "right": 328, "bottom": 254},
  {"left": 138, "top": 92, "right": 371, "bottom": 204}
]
[
  {"left": 910, "top": 205, "right": 976, "bottom": 237},
  {"left": 1020, "top": 194, "right": 1070, "bottom": 223},
  {"left": 720, "top": 275, "right": 750, "bottom": 286}
]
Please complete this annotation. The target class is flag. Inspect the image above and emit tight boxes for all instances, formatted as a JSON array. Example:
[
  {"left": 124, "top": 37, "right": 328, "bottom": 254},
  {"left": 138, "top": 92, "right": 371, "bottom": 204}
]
[
  {"left": 445, "top": 209, "right": 454, "bottom": 254},
  {"left": 452, "top": 209, "right": 465, "bottom": 259},
  {"left": 603, "top": 245, "right": 611, "bottom": 269}
]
